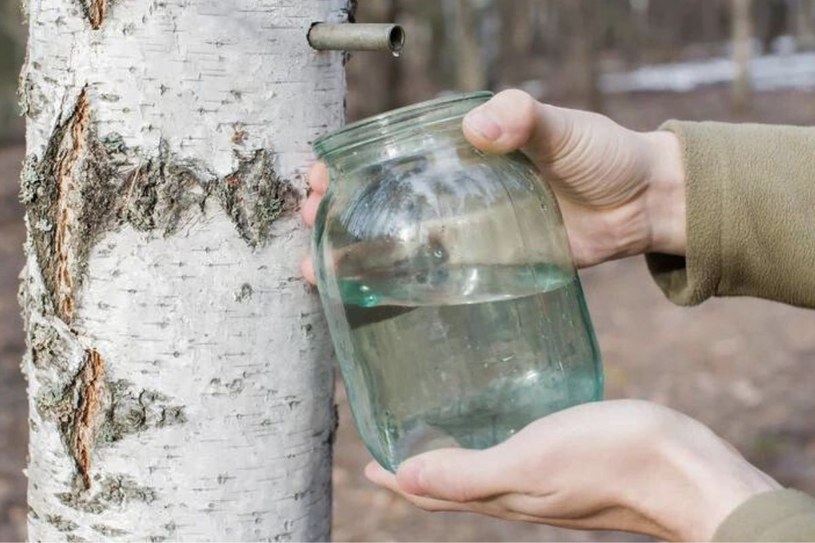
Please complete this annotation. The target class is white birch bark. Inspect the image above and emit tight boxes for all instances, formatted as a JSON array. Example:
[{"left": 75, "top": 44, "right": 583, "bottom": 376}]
[{"left": 19, "top": 0, "right": 348, "bottom": 540}]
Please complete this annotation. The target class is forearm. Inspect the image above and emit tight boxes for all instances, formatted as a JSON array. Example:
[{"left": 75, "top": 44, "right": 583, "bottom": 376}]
[{"left": 642, "top": 130, "right": 686, "bottom": 257}]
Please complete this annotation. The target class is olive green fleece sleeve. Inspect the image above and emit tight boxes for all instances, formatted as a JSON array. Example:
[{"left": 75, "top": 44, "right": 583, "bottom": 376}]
[
  {"left": 646, "top": 121, "right": 815, "bottom": 308},
  {"left": 713, "top": 489, "right": 815, "bottom": 541}
]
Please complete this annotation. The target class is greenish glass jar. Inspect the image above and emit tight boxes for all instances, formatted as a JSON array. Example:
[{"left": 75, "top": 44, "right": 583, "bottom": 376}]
[{"left": 313, "top": 92, "right": 602, "bottom": 471}]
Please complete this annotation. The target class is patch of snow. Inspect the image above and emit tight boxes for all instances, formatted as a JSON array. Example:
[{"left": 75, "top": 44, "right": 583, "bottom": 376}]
[{"left": 600, "top": 50, "right": 815, "bottom": 94}]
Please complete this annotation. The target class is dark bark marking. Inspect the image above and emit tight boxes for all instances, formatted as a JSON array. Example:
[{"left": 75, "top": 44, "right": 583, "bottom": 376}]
[
  {"left": 37, "top": 369, "right": 187, "bottom": 487},
  {"left": 121, "top": 141, "right": 205, "bottom": 235},
  {"left": 56, "top": 474, "right": 156, "bottom": 514},
  {"left": 207, "top": 377, "right": 245, "bottom": 398},
  {"left": 91, "top": 524, "right": 128, "bottom": 537},
  {"left": 99, "top": 380, "right": 187, "bottom": 443},
  {"left": 215, "top": 149, "right": 299, "bottom": 248},
  {"left": 18, "top": 71, "right": 46, "bottom": 119},
  {"left": 27, "top": 320, "right": 72, "bottom": 372},
  {"left": 234, "top": 282, "right": 253, "bottom": 302},
  {"left": 46, "top": 514, "right": 79, "bottom": 533},
  {"left": 330, "top": 402, "right": 339, "bottom": 445},
  {"left": 344, "top": 0, "right": 358, "bottom": 22}
]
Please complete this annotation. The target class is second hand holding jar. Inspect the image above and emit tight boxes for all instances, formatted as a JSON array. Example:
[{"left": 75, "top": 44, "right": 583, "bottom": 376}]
[{"left": 313, "top": 92, "right": 603, "bottom": 472}]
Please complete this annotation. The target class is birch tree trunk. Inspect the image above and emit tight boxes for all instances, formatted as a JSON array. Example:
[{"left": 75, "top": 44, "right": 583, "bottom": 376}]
[{"left": 18, "top": 0, "right": 347, "bottom": 540}]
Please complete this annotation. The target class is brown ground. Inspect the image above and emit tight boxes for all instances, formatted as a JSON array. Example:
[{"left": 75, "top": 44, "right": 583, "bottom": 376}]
[
  {"left": 0, "top": 144, "right": 26, "bottom": 543},
  {"left": 3, "top": 88, "right": 815, "bottom": 542}
]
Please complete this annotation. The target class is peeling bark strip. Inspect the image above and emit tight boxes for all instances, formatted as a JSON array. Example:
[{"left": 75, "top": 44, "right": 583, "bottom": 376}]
[
  {"left": 71, "top": 349, "right": 106, "bottom": 489},
  {"left": 32, "top": 348, "right": 111, "bottom": 490},
  {"left": 20, "top": 87, "right": 122, "bottom": 324},
  {"left": 54, "top": 88, "right": 90, "bottom": 323},
  {"left": 81, "top": 0, "right": 107, "bottom": 29},
  {"left": 31, "top": 347, "right": 110, "bottom": 491}
]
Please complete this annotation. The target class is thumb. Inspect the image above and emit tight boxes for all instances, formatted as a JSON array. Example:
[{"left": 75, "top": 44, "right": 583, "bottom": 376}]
[
  {"left": 462, "top": 89, "right": 570, "bottom": 158},
  {"left": 395, "top": 447, "right": 511, "bottom": 503}
]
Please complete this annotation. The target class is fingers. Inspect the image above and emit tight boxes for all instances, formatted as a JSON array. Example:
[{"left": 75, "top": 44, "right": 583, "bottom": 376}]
[
  {"left": 364, "top": 461, "right": 400, "bottom": 491},
  {"left": 300, "top": 162, "right": 327, "bottom": 284},
  {"left": 462, "top": 89, "right": 572, "bottom": 164},
  {"left": 301, "top": 192, "right": 321, "bottom": 227},
  {"left": 364, "top": 462, "right": 480, "bottom": 514},
  {"left": 392, "top": 447, "right": 513, "bottom": 503},
  {"left": 301, "top": 162, "right": 328, "bottom": 227},
  {"left": 463, "top": 89, "right": 538, "bottom": 153},
  {"left": 309, "top": 161, "right": 329, "bottom": 195},
  {"left": 301, "top": 257, "right": 316, "bottom": 285}
]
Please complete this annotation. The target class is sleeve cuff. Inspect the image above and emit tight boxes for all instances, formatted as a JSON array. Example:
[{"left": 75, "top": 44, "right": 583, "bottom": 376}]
[
  {"left": 714, "top": 489, "right": 815, "bottom": 542},
  {"left": 646, "top": 120, "right": 725, "bottom": 306}
]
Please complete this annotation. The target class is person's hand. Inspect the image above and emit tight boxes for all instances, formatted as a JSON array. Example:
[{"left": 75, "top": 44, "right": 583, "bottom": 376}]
[
  {"left": 300, "top": 89, "right": 687, "bottom": 282},
  {"left": 457, "top": 90, "right": 686, "bottom": 266},
  {"left": 300, "top": 160, "right": 328, "bottom": 284},
  {"left": 364, "top": 400, "right": 780, "bottom": 542}
]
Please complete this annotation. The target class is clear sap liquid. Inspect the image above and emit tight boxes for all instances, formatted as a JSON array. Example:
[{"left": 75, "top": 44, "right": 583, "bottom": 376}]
[{"left": 336, "top": 265, "right": 602, "bottom": 471}]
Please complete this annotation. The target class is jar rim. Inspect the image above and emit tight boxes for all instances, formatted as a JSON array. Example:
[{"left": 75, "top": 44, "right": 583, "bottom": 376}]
[{"left": 313, "top": 91, "right": 493, "bottom": 160}]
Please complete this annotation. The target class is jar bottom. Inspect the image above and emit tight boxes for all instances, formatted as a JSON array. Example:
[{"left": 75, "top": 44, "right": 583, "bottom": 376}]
[{"left": 338, "top": 273, "right": 603, "bottom": 472}]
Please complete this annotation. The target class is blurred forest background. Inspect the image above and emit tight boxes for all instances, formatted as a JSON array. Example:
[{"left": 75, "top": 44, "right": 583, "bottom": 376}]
[{"left": 3, "top": 1, "right": 815, "bottom": 541}]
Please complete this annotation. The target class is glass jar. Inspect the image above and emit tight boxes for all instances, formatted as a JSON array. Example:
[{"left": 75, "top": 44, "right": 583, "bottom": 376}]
[{"left": 313, "top": 92, "right": 602, "bottom": 471}]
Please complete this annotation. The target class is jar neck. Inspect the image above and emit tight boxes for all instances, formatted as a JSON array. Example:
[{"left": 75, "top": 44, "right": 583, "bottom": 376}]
[
  {"left": 325, "top": 120, "right": 468, "bottom": 176},
  {"left": 314, "top": 92, "right": 492, "bottom": 174}
]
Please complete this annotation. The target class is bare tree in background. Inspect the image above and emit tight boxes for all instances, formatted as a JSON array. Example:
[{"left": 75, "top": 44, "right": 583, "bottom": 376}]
[
  {"left": 564, "top": 0, "right": 604, "bottom": 111},
  {"left": 497, "top": 0, "right": 544, "bottom": 84},
  {"left": 701, "top": 0, "right": 726, "bottom": 44},
  {"left": 452, "top": 0, "right": 488, "bottom": 91},
  {"left": 499, "top": 0, "right": 535, "bottom": 62},
  {"left": 795, "top": 0, "right": 815, "bottom": 48},
  {"left": 18, "top": 0, "right": 344, "bottom": 540},
  {"left": 731, "top": 0, "right": 754, "bottom": 111},
  {"left": 0, "top": 2, "right": 24, "bottom": 138}
]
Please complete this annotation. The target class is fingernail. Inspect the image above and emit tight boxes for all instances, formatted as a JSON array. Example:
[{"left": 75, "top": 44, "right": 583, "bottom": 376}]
[
  {"left": 397, "top": 457, "right": 427, "bottom": 496},
  {"left": 464, "top": 107, "right": 502, "bottom": 141}
]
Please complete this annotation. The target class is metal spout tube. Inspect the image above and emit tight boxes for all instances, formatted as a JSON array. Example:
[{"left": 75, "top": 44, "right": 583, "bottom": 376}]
[{"left": 308, "top": 23, "right": 405, "bottom": 53}]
